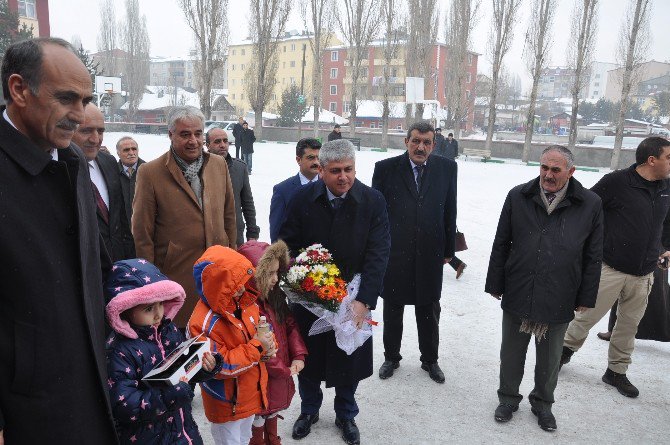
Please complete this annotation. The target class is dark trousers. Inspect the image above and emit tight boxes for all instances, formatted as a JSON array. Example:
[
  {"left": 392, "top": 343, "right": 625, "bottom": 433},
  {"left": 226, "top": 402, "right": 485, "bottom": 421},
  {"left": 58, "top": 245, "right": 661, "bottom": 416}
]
[
  {"left": 235, "top": 142, "right": 241, "bottom": 158},
  {"left": 498, "top": 310, "right": 569, "bottom": 411},
  {"left": 448, "top": 256, "right": 464, "bottom": 271},
  {"left": 383, "top": 300, "right": 440, "bottom": 364},
  {"left": 298, "top": 374, "right": 359, "bottom": 420}
]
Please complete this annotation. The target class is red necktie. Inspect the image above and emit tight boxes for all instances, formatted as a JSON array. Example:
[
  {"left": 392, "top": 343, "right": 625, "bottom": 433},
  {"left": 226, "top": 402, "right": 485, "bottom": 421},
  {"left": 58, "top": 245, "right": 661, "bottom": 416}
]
[{"left": 91, "top": 181, "right": 109, "bottom": 224}]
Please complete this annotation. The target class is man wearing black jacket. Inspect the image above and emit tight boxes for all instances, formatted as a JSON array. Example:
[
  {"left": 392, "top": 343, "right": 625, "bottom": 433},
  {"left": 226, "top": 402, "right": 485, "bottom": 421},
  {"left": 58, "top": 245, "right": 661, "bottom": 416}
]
[
  {"left": 561, "top": 137, "right": 670, "bottom": 399},
  {"left": 232, "top": 116, "right": 244, "bottom": 158},
  {"left": 486, "top": 145, "right": 603, "bottom": 432}
]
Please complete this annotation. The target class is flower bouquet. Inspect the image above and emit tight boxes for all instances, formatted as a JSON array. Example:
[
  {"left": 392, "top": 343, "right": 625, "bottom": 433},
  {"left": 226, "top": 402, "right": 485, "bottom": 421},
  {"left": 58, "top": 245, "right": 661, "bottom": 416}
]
[{"left": 282, "top": 244, "right": 374, "bottom": 355}]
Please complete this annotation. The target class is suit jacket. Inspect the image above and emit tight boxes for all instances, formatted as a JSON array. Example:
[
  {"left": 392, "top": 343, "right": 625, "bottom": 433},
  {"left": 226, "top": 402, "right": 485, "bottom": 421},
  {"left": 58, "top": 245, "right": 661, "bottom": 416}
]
[
  {"left": 269, "top": 173, "right": 303, "bottom": 242},
  {"left": 118, "top": 157, "right": 145, "bottom": 228},
  {"left": 278, "top": 179, "right": 390, "bottom": 387},
  {"left": 93, "top": 151, "right": 134, "bottom": 261},
  {"left": 0, "top": 113, "right": 117, "bottom": 443},
  {"left": 132, "top": 150, "right": 237, "bottom": 327},
  {"left": 372, "top": 152, "right": 457, "bottom": 305},
  {"left": 225, "top": 153, "right": 259, "bottom": 246}
]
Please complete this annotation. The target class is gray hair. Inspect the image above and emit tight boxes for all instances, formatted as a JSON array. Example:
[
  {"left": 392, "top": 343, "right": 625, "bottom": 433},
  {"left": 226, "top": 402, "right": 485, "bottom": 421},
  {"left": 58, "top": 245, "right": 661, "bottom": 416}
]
[
  {"left": 319, "top": 139, "right": 356, "bottom": 167},
  {"left": 115, "top": 136, "right": 138, "bottom": 151},
  {"left": 542, "top": 145, "right": 574, "bottom": 169},
  {"left": 167, "top": 106, "right": 205, "bottom": 132}
]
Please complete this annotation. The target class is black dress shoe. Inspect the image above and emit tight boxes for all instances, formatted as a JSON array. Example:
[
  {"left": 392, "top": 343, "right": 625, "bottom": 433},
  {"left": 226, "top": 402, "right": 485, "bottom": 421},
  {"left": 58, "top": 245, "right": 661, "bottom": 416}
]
[
  {"left": 335, "top": 417, "right": 360, "bottom": 445},
  {"left": 531, "top": 407, "right": 557, "bottom": 432},
  {"left": 597, "top": 331, "right": 612, "bottom": 341},
  {"left": 379, "top": 360, "right": 399, "bottom": 379},
  {"left": 292, "top": 413, "right": 319, "bottom": 440},
  {"left": 494, "top": 403, "right": 518, "bottom": 422},
  {"left": 421, "top": 362, "right": 445, "bottom": 383}
]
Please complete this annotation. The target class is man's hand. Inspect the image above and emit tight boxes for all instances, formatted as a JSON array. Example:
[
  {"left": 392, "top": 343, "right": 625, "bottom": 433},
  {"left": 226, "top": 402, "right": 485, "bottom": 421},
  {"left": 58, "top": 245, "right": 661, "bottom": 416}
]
[
  {"left": 444, "top": 257, "right": 453, "bottom": 264},
  {"left": 489, "top": 293, "right": 502, "bottom": 300},
  {"left": 1, "top": 429, "right": 4, "bottom": 445},
  {"left": 575, "top": 306, "right": 588, "bottom": 313},
  {"left": 290, "top": 359, "right": 305, "bottom": 375},
  {"left": 351, "top": 300, "right": 369, "bottom": 329},
  {"left": 201, "top": 352, "right": 217, "bottom": 372},
  {"left": 658, "top": 251, "right": 670, "bottom": 269}
]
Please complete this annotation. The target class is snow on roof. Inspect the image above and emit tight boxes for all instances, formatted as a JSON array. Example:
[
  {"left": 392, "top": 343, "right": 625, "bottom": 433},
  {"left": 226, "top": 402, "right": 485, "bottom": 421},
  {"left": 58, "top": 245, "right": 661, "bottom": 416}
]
[
  {"left": 301, "top": 106, "right": 348, "bottom": 125},
  {"left": 354, "top": 100, "right": 448, "bottom": 120}
]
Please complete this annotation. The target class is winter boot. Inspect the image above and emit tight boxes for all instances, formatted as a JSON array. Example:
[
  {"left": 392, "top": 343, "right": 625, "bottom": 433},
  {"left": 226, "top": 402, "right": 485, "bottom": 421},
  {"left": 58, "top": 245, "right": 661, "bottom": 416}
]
[
  {"left": 559, "top": 346, "right": 574, "bottom": 369},
  {"left": 250, "top": 424, "right": 266, "bottom": 445},
  {"left": 265, "top": 415, "right": 283, "bottom": 445},
  {"left": 602, "top": 368, "right": 639, "bottom": 398}
]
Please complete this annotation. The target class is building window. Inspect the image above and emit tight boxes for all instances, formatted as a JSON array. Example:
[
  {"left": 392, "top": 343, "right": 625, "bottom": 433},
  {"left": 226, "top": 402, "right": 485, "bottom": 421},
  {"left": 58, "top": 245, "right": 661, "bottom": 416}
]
[
  {"left": 241, "top": 64, "right": 245, "bottom": 71},
  {"left": 283, "top": 45, "right": 286, "bottom": 52},
  {"left": 331, "top": 51, "right": 339, "bottom": 62},
  {"left": 241, "top": 49, "right": 246, "bottom": 55},
  {"left": 18, "top": 0, "right": 37, "bottom": 18},
  {"left": 291, "top": 43, "right": 296, "bottom": 51},
  {"left": 290, "top": 61, "right": 296, "bottom": 68},
  {"left": 593, "top": 90, "right": 599, "bottom": 95},
  {"left": 370, "top": 122, "right": 375, "bottom": 128},
  {"left": 344, "top": 102, "right": 351, "bottom": 113},
  {"left": 232, "top": 79, "right": 235, "bottom": 86},
  {"left": 290, "top": 77, "right": 296, "bottom": 85},
  {"left": 273, "top": 94, "right": 277, "bottom": 101},
  {"left": 232, "top": 64, "right": 236, "bottom": 71},
  {"left": 466, "top": 72, "right": 472, "bottom": 83},
  {"left": 330, "top": 68, "right": 338, "bottom": 79},
  {"left": 329, "top": 102, "right": 337, "bottom": 112},
  {"left": 595, "top": 73, "right": 600, "bottom": 78},
  {"left": 468, "top": 54, "right": 473, "bottom": 65},
  {"left": 232, "top": 93, "right": 236, "bottom": 99},
  {"left": 466, "top": 90, "right": 471, "bottom": 99},
  {"left": 241, "top": 94, "right": 244, "bottom": 100},
  {"left": 232, "top": 49, "right": 236, "bottom": 56},
  {"left": 330, "top": 85, "right": 337, "bottom": 95},
  {"left": 594, "top": 82, "right": 599, "bottom": 87}
]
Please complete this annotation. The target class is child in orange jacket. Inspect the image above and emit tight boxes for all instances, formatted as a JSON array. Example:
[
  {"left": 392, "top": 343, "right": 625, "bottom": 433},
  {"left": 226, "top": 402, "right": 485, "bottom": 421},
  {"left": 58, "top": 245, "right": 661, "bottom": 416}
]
[
  {"left": 188, "top": 245, "right": 277, "bottom": 445},
  {"left": 238, "top": 240, "right": 308, "bottom": 445}
]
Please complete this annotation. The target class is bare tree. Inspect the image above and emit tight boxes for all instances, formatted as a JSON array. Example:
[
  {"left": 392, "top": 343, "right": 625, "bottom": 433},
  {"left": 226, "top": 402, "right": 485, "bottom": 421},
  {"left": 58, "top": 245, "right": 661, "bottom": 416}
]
[
  {"left": 444, "top": 0, "right": 480, "bottom": 138},
  {"left": 300, "top": 0, "right": 334, "bottom": 137},
  {"left": 405, "top": 0, "right": 439, "bottom": 125},
  {"left": 484, "top": 0, "right": 521, "bottom": 152},
  {"left": 179, "top": 0, "right": 229, "bottom": 119},
  {"left": 96, "top": 0, "right": 117, "bottom": 76},
  {"left": 521, "top": 0, "right": 556, "bottom": 162},
  {"left": 380, "top": 0, "right": 404, "bottom": 149},
  {"left": 610, "top": 0, "right": 652, "bottom": 169},
  {"left": 246, "top": 0, "right": 291, "bottom": 140},
  {"left": 566, "top": 0, "right": 598, "bottom": 149},
  {"left": 120, "top": 0, "right": 150, "bottom": 122},
  {"left": 335, "top": 0, "right": 382, "bottom": 137}
]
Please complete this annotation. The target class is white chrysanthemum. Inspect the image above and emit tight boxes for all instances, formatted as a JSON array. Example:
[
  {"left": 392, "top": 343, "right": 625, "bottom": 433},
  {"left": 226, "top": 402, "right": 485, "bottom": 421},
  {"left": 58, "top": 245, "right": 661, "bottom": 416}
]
[
  {"left": 287, "top": 265, "right": 309, "bottom": 284},
  {"left": 312, "top": 264, "right": 328, "bottom": 274}
]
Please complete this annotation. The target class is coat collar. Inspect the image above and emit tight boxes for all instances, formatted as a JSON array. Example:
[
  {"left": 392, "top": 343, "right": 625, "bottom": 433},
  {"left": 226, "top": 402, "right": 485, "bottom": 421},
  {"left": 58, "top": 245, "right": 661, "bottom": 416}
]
[
  {"left": 520, "top": 176, "right": 586, "bottom": 208},
  {"left": 625, "top": 163, "right": 670, "bottom": 192},
  {"left": 0, "top": 106, "right": 59, "bottom": 176},
  {"left": 164, "top": 149, "right": 209, "bottom": 209}
]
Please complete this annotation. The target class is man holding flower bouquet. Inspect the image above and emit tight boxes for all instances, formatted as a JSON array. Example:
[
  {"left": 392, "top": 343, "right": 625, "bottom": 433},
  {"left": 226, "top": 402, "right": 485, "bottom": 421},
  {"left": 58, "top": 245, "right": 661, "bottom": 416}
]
[{"left": 278, "top": 139, "right": 390, "bottom": 445}]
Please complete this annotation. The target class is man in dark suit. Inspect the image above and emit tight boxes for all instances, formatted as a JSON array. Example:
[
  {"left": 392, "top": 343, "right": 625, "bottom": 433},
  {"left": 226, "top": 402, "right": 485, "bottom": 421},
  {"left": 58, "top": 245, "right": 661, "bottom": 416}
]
[
  {"left": 279, "top": 139, "right": 390, "bottom": 445},
  {"left": 232, "top": 116, "right": 244, "bottom": 158},
  {"left": 269, "top": 137, "right": 321, "bottom": 242},
  {"left": 0, "top": 37, "right": 117, "bottom": 443},
  {"left": 372, "top": 121, "right": 457, "bottom": 384},
  {"left": 445, "top": 132, "right": 459, "bottom": 160},
  {"left": 206, "top": 127, "right": 259, "bottom": 246},
  {"left": 73, "top": 104, "right": 134, "bottom": 261},
  {"left": 115, "top": 136, "right": 145, "bottom": 227}
]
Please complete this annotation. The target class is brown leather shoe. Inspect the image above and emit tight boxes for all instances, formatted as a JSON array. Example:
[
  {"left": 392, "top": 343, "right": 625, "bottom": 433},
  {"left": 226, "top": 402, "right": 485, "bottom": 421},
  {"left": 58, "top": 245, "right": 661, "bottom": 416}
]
[
  {"left": 456, "top": 263, "right": 466, "bottom": 279},
  {"left": 597, "top": 331, "right": 612, "bottom": 341}
]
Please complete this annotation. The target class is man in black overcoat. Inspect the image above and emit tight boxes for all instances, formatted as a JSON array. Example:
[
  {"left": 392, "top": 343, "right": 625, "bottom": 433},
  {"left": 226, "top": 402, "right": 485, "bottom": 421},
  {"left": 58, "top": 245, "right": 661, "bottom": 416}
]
[
  {"left": 372, "top": 121, "right": 457, "bottom": 384},
  {"left": 279, "top": 139, "right": 390, "bottom": 445},
  {"left": 0, "top": 38, "right": 117, "bottom": 444},
  {"left": 73, "top": 104, "right": 134, "bottom": 261},
  {"left": 115, "top": 136, "right": 145, "bottom": 227}
]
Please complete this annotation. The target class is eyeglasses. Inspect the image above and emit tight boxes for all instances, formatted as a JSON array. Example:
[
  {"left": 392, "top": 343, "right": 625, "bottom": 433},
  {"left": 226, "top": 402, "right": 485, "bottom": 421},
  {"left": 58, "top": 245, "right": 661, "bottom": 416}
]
[{"left": 212, "top": 138, "right": 228, "bottom": 144}]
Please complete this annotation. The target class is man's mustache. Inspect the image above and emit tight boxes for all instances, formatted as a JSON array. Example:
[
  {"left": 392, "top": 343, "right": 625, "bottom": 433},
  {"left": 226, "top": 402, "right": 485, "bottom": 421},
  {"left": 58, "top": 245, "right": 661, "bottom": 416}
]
[
  {"left": 310, "top": 163, "right": 319, "bottom": 169},
  {"left": 56, "top": 119, "right": 79, "bottom": 131},
  {"left": 414, "top": 150, "right": 426, "bottom": 156}
]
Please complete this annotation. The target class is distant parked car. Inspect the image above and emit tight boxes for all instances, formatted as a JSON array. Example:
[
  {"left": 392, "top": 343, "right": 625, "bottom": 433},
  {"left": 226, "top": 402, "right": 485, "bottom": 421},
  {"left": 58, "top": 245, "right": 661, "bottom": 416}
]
[{"left": 204, "top": 120, "right": 237, "bottom": 143}]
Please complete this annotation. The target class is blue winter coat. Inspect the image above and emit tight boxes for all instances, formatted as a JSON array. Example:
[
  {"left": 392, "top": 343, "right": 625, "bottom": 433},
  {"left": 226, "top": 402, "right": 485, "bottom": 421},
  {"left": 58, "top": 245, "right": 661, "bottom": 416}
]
[{"left": 106, "top": 320, "right": 203, "bottom": 444}]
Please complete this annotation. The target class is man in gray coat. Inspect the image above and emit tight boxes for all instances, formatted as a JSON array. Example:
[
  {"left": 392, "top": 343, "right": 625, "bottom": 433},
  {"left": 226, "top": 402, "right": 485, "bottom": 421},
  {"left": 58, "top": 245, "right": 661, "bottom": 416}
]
[
  {"left": 0, "top": 38, "right": 117, "bottom": 443},
  {"left": 207, "top": 127, "right": 259, "bottom": 246}
]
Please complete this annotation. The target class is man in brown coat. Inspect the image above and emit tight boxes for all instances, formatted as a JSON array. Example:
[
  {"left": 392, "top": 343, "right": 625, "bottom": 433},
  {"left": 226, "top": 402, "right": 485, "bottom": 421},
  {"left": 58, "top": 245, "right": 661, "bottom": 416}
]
[{"left": 132, "top": 105, "right": 237, "bottom": 327}]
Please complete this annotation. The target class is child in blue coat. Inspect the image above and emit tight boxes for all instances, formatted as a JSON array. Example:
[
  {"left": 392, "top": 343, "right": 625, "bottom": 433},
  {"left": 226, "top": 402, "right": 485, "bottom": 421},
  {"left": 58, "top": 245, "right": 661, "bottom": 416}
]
[{"left": 105, "top": 258, "right": 221, "bottom": 444}]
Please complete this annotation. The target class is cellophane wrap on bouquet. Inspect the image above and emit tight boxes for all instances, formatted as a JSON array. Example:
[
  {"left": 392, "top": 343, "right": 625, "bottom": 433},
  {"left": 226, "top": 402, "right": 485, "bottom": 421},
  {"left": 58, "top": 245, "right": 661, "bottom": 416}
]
[{"left": 283, "top": 274, "right": 372, "bottom": 355}]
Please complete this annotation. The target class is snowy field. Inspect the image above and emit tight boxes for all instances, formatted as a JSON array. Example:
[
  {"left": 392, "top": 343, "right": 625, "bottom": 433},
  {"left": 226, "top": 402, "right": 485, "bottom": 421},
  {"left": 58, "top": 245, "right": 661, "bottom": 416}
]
[{"left": 105, "top": 132, "right": 669, "bottom": 444}]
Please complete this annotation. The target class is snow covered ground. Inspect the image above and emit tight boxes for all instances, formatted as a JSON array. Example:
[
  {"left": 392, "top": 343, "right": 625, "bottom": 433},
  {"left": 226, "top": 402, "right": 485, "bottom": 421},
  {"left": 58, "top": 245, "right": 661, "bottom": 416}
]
[{"left": 105, "top": 132, "right": 669, "bottom": 444}]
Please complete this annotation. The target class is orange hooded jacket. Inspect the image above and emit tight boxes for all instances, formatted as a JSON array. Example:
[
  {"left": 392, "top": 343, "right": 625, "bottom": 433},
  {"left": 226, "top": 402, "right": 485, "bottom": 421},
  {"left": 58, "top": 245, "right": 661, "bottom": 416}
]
[{"left": 188, "top": 245, "right": 268, "bottom": 423}]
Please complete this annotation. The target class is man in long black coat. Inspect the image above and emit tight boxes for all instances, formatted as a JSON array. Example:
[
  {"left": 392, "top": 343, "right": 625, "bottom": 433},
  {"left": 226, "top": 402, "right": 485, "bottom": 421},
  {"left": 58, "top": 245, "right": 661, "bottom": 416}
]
[
  {"left": 279, "top": 139, "right": 390, "bottom": 445},
  {"left": 0, "top": 38, "right": 117, "bottom": 444},
  {"left": 115, "top": 136, "right": 145, "bottom": 228},
  {"left": 485, "top": 146, "right": 603, "bottom": 432},
  {"left": 73, "top": 104, "right": 134, "bottom": 261},
  {"left": 372, "top": 121, "right": 457, "bottom": 384}
]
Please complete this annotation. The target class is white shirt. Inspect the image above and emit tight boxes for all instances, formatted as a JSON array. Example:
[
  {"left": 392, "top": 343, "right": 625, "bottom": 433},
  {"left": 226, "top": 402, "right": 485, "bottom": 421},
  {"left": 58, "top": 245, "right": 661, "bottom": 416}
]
[
  {"left": 326, "top": 187, "right": 347, "bottom": 202},
  {"left": 88, "top": 161, "right": 110, "bottom": 208},
  {"left": 298, "top": 171, "right": 319, "bottom": 185},
  {"left": 3, "top": 109, "right": 58, "bottom": 161}
]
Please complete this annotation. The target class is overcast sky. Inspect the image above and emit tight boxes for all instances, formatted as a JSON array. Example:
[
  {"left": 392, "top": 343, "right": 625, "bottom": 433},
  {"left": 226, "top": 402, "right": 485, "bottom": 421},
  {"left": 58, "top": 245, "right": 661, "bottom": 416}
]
[{"left": 50, "top": 0, "right": 669, "bottom": 92}]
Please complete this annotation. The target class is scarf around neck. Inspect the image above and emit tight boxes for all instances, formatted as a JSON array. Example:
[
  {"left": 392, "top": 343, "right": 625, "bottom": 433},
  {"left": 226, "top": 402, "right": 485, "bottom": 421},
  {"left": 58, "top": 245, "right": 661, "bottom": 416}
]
[{"left": 172, "top": 148, "right": 204, "bottom": 207}]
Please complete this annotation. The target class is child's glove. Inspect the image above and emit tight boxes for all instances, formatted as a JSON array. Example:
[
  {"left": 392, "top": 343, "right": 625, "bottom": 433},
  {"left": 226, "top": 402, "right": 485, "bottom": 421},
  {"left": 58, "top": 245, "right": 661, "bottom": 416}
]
[{"left": 290, "top": 359, "right": 305, "bottom": 375}]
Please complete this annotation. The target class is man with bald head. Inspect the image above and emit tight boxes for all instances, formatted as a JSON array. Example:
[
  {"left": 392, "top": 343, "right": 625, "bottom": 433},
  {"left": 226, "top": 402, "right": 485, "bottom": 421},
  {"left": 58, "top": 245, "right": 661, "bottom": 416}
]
[
  {"left": 73, "top": 104, "right": 134, "bottom": 261},
  {"left": 0, "top": 38, "right": 117, "bottom": 443}
]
